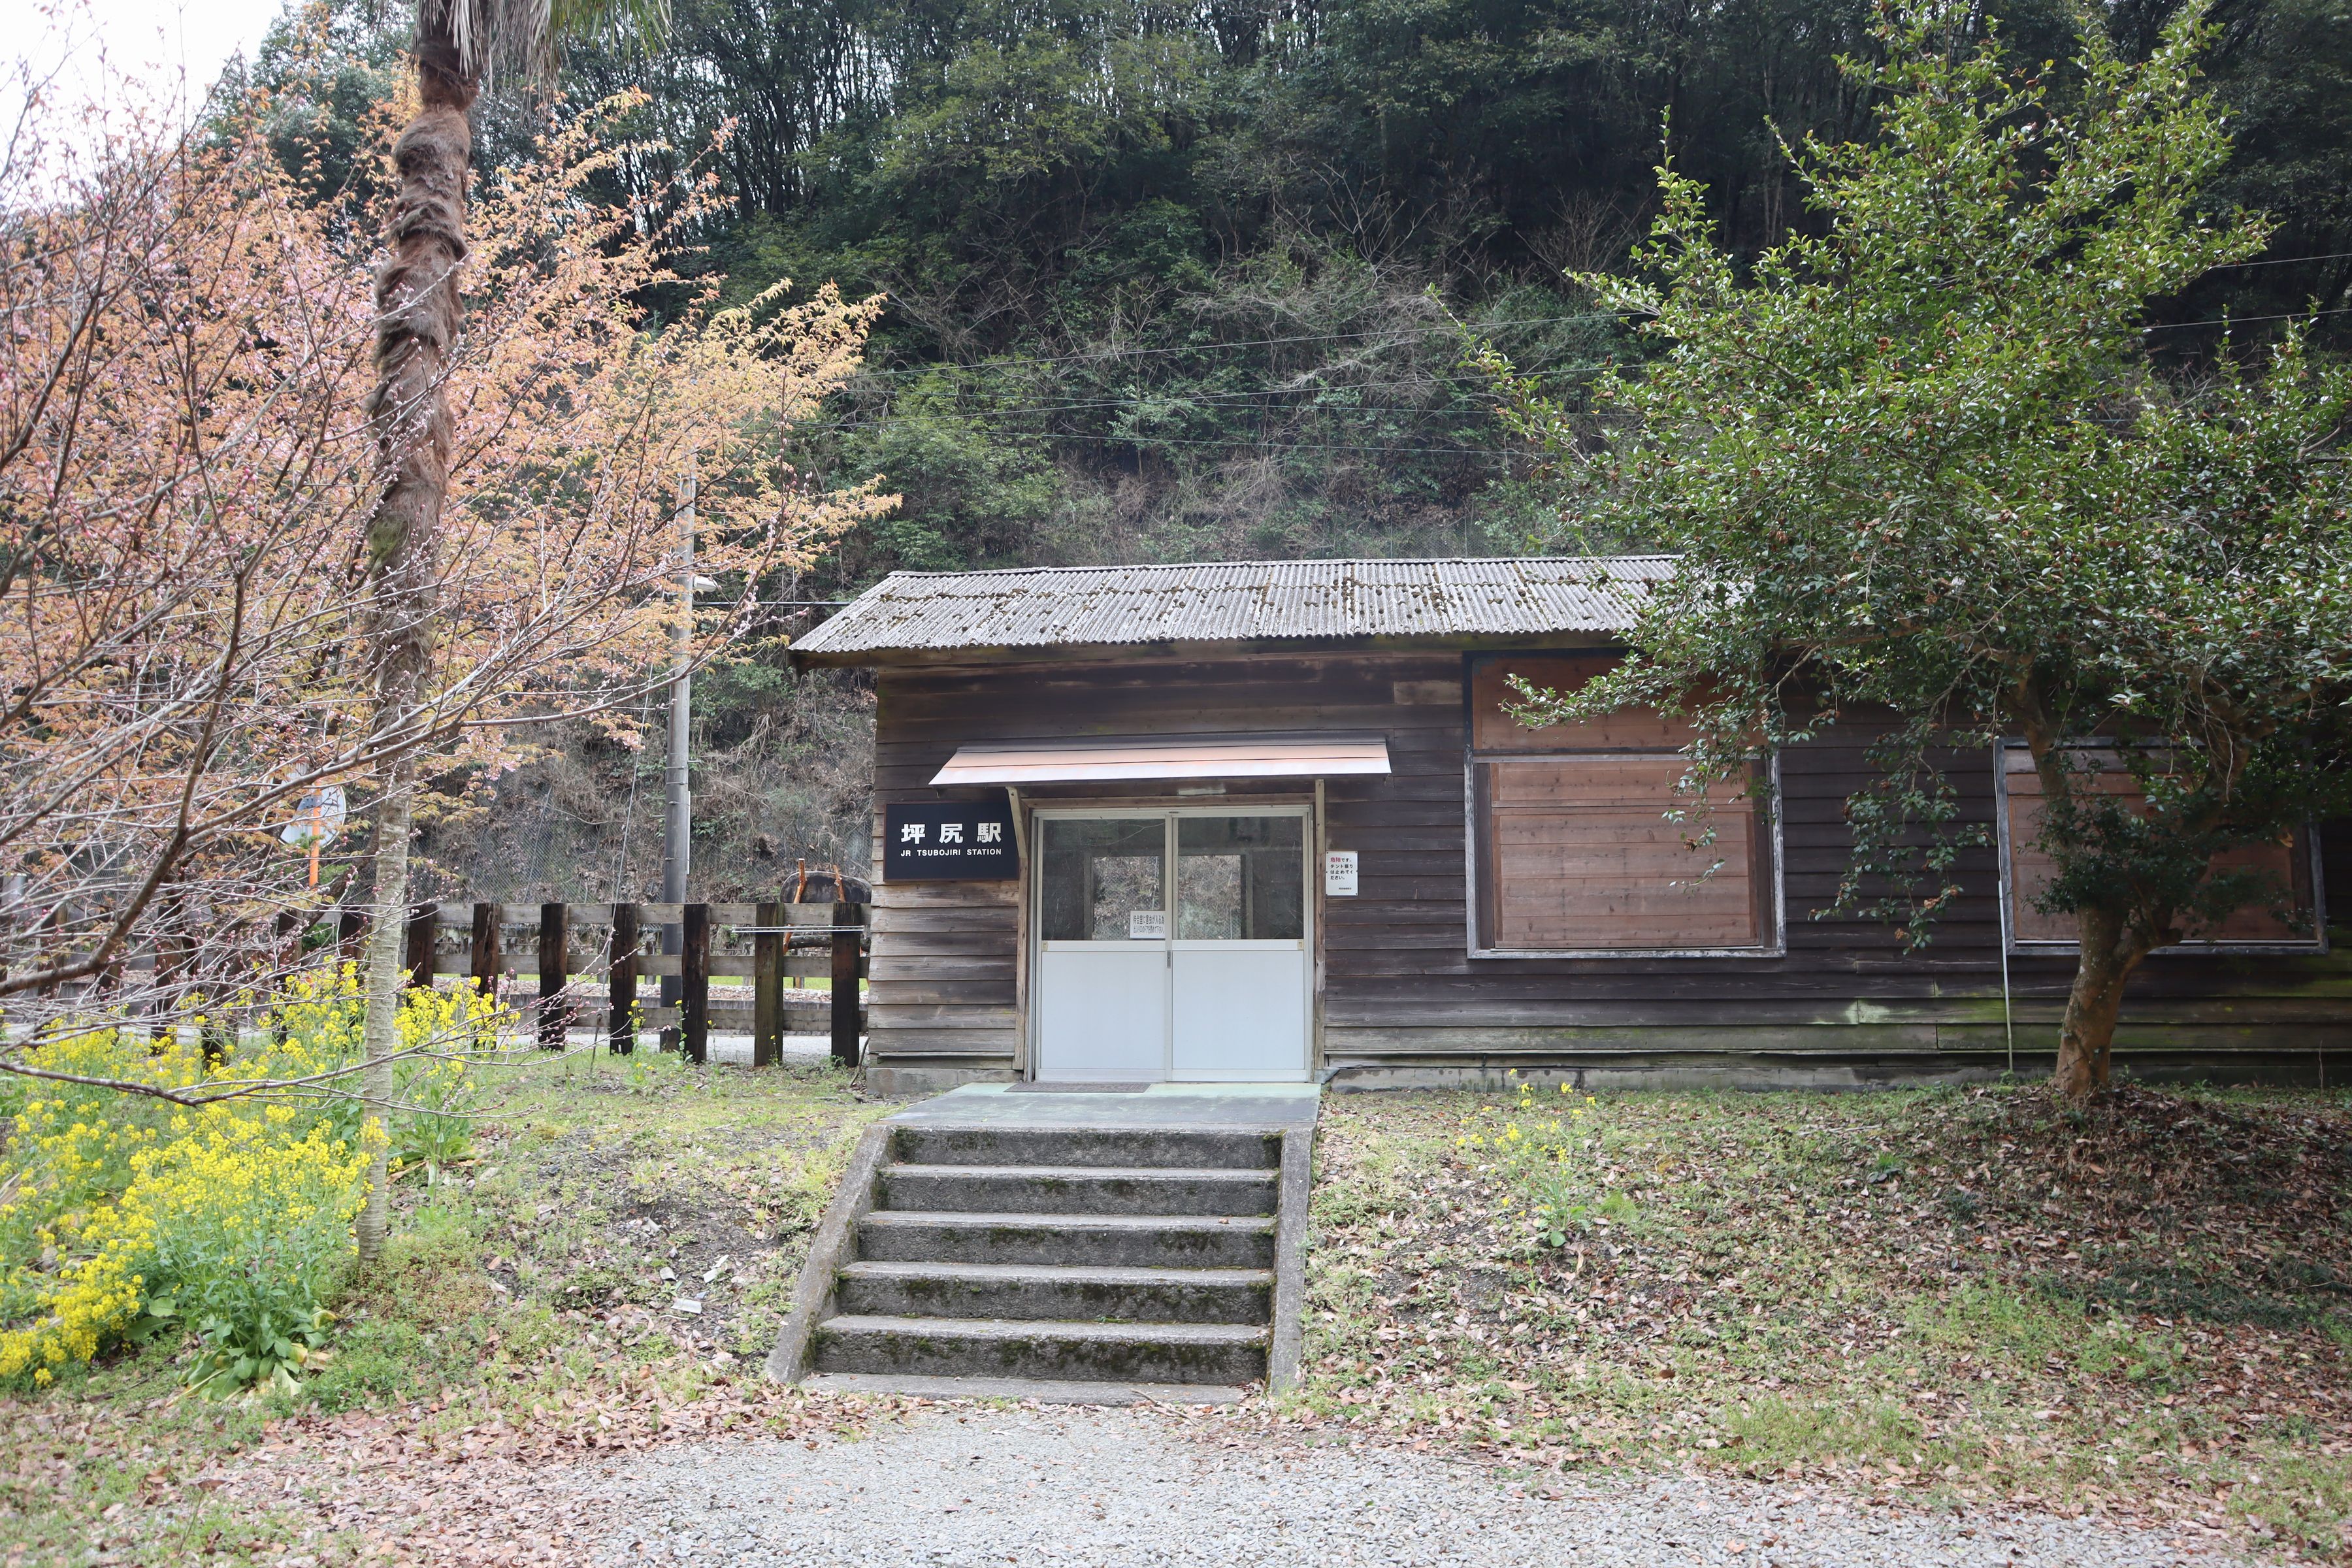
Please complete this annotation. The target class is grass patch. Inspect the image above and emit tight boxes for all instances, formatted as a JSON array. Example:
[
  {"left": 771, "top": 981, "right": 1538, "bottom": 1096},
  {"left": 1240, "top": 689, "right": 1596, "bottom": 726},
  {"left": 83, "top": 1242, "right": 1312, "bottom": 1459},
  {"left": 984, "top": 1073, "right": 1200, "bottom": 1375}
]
[
  {"left": 1295, "top": 1082, "right": 2352, "bottom": 1558},
  {"left": 0, "top": 1051, "right": 887, "bottom": 1564}
]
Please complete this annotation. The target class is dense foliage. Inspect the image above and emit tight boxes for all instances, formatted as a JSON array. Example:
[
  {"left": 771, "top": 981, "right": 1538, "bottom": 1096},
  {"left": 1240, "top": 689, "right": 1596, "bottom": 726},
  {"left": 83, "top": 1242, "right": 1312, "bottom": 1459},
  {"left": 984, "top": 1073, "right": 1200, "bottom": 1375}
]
[
  {"left": 243, "top": 0, "right": 2352, "bottom": 589},
  {"left": 1485, "top": 1, "right": 2352, "bottom": 1096},
  {"left": 216, "top": 0, "right": 2352, "bottom": 901}
]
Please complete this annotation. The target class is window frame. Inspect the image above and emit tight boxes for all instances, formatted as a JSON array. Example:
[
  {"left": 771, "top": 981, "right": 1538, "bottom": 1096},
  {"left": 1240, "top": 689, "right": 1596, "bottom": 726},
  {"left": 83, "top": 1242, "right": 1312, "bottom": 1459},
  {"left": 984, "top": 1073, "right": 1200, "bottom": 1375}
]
[
  {"left": 1032, "top": 804, "right": 1315, "bottom": 953},
  {"left": 1462, "top": 653, "right": 1786, "bottom": 960},
  {"left": 1993, "top": 739, "right": 2330, "bottom": 957}
]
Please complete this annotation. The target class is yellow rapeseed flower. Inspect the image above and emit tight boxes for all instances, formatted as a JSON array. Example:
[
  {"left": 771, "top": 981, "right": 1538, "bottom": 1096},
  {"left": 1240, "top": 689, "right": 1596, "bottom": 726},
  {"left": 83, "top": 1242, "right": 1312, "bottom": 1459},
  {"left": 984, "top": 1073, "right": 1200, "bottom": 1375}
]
[{"left": 0, "top": 961, "right": 417, "bottom": 1388}]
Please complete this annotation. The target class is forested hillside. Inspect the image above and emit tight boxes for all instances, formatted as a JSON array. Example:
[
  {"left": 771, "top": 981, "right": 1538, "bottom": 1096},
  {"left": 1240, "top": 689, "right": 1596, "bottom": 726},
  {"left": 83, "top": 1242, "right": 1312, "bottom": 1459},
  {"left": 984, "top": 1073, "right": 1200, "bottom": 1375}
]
[
  {"left": 263, "top": 0, "right": 2352, "bottom": 587},
  {"left": 243, "top": 0, "right": 2352, "bottom": 896},
  {"left": 569, "top": 0, "right": 2352, "bottom": 586}
]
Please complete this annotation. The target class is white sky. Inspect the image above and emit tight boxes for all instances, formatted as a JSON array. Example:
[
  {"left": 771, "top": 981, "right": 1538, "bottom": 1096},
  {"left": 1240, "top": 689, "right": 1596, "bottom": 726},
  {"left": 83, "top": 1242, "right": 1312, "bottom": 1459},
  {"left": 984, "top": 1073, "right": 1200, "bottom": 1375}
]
[{"left": 18, "top": 0, "right": 291, "bottom": 130}]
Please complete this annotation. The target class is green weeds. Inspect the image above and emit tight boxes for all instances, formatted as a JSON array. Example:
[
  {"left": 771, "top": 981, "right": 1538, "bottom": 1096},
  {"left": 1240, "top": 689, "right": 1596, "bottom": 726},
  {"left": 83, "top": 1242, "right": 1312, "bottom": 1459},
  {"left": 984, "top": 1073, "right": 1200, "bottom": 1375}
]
[
  {"left": 1300, "top": 1083, "right": 2352, "bottom": 1556},
  {"left": 0, "top": 1053, "right": 885, "bottom": 1565}
]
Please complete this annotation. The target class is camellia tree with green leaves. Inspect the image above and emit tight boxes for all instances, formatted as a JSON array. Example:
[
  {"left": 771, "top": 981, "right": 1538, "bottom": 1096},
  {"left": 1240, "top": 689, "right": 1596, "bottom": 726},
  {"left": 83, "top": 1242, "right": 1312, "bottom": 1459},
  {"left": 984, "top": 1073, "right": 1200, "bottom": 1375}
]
[{"left": 1480, "top": 0, "right": 2352, "bottom": 1103}]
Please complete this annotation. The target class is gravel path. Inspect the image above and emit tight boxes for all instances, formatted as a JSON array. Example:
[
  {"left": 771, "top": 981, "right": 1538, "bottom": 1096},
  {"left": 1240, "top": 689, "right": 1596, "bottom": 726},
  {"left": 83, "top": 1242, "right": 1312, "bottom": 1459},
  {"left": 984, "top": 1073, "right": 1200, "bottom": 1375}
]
[{"left": 568, "top": 1405, "right": 2247, "bottom": 1568}]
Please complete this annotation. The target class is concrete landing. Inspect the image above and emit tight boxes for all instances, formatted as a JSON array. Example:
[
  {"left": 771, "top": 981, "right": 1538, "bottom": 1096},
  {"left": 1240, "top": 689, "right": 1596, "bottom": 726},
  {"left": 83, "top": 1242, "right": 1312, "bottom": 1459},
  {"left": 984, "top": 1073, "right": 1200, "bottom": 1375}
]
[
  {"left": 799, "top": 1372, "right": 1247, "bottom": 1405},
  {"left": 888, "top": 1082, "right": 1321, "bottom": 1130}
]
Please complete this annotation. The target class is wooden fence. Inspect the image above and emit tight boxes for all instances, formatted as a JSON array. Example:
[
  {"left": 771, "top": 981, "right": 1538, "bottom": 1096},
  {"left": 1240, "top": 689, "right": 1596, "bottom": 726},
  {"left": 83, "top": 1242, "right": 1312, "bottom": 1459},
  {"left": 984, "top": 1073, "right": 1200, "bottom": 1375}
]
[{"left": 403, "top": 900, "right": 868, "bottom": 1068}]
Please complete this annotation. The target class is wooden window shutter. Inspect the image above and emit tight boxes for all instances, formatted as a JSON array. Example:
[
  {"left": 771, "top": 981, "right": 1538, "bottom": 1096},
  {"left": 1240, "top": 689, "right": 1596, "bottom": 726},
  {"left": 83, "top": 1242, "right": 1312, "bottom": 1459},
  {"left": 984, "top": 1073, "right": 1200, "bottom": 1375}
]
[
  {"left": 2000, "top": 749, "right": 2312, "bottom": 945},
  {"left": 1469, "top": 653, "right": 1776, "bottom": 954},
  {"left": 1479, "top": 757, "right": 1765, "bottom": 950}
]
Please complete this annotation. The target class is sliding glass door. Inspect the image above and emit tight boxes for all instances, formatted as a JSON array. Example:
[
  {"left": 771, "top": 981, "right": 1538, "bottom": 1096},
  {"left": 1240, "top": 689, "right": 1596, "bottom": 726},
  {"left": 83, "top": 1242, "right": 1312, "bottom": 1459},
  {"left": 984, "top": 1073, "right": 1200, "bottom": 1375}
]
[{"left": 1033, "top": 808, "right": 1310, "bottom": 1082}]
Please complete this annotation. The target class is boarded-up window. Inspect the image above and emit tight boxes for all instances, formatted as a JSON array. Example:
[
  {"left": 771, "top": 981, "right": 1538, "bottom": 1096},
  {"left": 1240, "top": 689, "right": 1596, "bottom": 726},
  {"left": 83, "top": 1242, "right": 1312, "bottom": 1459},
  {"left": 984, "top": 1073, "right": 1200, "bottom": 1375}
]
[
  {"left": 1999, "top": 746, "right": 2316, "bottom": 947},
  {"left": 1470, "top": 656, "right": 1777, "bottom": 954}
]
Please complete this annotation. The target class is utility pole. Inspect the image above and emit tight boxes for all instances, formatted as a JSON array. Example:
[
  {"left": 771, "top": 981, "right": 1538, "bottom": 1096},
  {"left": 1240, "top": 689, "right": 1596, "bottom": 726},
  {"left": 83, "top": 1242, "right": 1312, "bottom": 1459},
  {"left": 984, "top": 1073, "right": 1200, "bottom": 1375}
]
[{"left": 658, "top": 462, "right": 694, "bottom": 1052}]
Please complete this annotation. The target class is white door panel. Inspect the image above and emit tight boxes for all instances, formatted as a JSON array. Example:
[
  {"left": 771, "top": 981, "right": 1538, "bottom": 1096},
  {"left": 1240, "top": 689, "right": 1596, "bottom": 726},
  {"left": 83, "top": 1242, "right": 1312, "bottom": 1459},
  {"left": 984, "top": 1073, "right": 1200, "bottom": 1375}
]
[
  {"left": 1036, "top": 945, "right": 1166, "bottom": 1081},
  {"left": 1171, "top": 943, "right": 1309, "bottom": 1080},
  {"left": 1032, "top": 808, "right": 1311, "bottom": 1083}
]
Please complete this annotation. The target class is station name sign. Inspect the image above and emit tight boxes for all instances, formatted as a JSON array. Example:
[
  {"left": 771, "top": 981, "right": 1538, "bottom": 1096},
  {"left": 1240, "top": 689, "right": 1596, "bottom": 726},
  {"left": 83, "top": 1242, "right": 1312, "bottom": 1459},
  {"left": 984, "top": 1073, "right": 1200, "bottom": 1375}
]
[{"left": 883, "top": 796, "right": 1020, "bottom": 881}]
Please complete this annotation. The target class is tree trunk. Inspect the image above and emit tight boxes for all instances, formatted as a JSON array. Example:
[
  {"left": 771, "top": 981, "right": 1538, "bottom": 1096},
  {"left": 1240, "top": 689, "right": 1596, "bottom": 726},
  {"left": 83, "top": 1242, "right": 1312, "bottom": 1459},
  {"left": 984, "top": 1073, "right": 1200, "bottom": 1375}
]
[
  {"left": 2054, "top": 904, "right": 2148, "bottom": 1105},
  {"left": 352, "top": 777, "right": 412, "bottom": 1264},
  {"left": 353, "top": 27, "right": 475, "bottom": 1267}
]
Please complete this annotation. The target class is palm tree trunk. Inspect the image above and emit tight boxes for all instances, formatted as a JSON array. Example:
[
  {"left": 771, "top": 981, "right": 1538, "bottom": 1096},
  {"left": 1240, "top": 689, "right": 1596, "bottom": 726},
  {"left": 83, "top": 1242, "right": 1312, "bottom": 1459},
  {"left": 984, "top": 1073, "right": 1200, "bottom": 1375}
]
[{"left": 354, "top": 23, "right": 476, "bottom": 1266}]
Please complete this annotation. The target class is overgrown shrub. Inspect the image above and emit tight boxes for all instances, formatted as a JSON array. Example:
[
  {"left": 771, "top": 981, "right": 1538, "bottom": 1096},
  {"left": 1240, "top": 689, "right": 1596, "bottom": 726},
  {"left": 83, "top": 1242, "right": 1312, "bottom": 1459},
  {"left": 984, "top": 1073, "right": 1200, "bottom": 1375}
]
[{"left": 139, "top": 1113, "right": 376, "bottom": 1396}]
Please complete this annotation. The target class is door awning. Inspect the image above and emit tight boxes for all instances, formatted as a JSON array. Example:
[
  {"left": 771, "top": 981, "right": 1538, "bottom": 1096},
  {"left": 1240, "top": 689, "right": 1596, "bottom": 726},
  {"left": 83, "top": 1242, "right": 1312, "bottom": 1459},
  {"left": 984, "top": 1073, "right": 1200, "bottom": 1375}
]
[{"left": 930, "top": 732, "right": 1392, "bottom": 787}]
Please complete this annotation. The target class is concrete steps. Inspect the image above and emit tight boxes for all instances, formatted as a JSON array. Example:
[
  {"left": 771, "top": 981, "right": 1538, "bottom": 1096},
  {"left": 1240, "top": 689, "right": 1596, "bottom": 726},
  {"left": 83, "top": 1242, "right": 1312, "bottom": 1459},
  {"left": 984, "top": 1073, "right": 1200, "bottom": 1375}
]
[
  {"left": 836, "top": 1260, "right": 1272, "bottom": 1323},
  {"left": 856, "top": 1211, "right": 1277, "bottom": 1268},
  {"left": 891, "top": 1126, "right": 1282, "bottom": 1169},
  {"left": 879, "top": 1163, "right": 1280, "bottom": 1216},
  {"left": 799, "top": 1122, "right": 1287, "bottom": 1394},
  {"left": 814, "top": 1315, "right": 1268, "bottom": 1384}
]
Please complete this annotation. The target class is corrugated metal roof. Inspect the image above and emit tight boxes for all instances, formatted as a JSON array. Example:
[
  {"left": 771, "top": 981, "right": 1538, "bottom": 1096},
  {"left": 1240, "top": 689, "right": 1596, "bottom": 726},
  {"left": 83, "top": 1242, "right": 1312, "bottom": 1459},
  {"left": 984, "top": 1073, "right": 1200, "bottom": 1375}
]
[{"left": 790, "top": 556, "right": 1672, "bottom": 659}]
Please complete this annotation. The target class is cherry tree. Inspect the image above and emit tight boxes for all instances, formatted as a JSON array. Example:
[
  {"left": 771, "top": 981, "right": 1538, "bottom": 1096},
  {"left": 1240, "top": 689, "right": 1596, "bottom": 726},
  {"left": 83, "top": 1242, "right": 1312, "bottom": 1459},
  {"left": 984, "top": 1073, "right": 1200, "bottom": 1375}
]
[{"left": 0, "top": 57, "right": 890, "bottom": 1118}]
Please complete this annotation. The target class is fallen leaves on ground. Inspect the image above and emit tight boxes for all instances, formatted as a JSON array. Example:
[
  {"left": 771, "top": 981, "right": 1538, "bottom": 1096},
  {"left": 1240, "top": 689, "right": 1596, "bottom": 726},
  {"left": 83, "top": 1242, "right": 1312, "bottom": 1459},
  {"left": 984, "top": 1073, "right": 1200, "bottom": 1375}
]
[
  {"left": 1287, "top": 1084, "right": 2352, "bottom": 1561},
  {"left": 4, "top": 1365, "right": 910, "bottom": 1565},
  {"left": 204, "top": 1373, "right": 904, "bottom": 1564}
]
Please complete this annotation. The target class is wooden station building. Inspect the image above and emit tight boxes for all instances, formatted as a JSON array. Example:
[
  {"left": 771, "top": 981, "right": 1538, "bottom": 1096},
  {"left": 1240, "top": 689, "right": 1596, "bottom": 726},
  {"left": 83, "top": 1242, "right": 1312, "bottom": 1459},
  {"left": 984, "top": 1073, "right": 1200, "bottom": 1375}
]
[{"left": 790, "top": 557, "right": 2347, "bottom": 1096}]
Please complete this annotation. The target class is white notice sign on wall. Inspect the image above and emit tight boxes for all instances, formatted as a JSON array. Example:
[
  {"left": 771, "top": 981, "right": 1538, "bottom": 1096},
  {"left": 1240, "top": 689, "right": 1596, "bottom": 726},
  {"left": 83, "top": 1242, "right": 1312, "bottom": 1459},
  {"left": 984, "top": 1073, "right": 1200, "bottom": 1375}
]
[
  {"left": 1128, "top": 909, "right": 1168, "bottom": 939},
  {"left": 1324, "top": 850, "right": 1360, "bottom": 897}
]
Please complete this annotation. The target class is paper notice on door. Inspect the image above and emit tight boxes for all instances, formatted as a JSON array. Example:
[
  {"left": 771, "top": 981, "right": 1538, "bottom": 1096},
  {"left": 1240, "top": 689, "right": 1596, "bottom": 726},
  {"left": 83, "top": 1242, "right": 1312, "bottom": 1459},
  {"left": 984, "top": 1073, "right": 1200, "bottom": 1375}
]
[{"left": 1128, "top": 909, "right": 1168, "bottom": 939}]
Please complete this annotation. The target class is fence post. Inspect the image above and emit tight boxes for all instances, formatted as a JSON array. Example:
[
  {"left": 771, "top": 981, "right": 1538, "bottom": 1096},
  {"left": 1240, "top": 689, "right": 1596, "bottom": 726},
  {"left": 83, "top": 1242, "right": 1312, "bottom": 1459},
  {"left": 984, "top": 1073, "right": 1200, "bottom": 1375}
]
[
  {"left": 831, "top": 902, "right": 864, "bottom": 1069},
  {"left": 470, "top": 902, "right": 502, "bottom": 1003},
  {"left": 404, "top": 902, "right": 438, "bottom": 990},
  {"left": 201, "top": 1003, "right": 234, "bottom": 1066},
  {"left": 538, "top": 902, "right": 569, "bottom": 1050},
  {"left": 608, "top": 902, "right": 638, "bottom": 1054},
  {"left": 151, "top": 894, "right": 191, "bottom": 1043},
  {"left": 753, "top": 898, "right": 783, "bottom": 1068},
  {"left": 681, "top": 902, "right": 710, "bottom": 1066}
]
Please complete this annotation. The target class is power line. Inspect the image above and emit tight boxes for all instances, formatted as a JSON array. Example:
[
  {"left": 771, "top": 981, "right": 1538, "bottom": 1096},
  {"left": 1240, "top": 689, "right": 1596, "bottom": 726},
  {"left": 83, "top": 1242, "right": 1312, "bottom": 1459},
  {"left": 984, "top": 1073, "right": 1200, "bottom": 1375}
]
[
  {"left": 783, "top": 301, "right": 2347, "bottom": 449},
  {"left": 840, "top": 247, "right": 2352, "bottom": 380},
  {"left": 1045, "top": 429, "right": 1515, "bottom": 457},
  {"left": 849, "top": 311, "right": 1634, "bottom": 380},
  {"left": 812, "top": 394, "right": 1526, "bottom": 428},
  {"left": 764, "top": 293, "right": 2351, "bottom": 460},
  {"left": 840, "top": 394, "right": 1473, "bottom": 424},
  {"left": 836, "top": 250, "right": 2352, "bottom": 382},
  {"left": 824, "top": 303, "right": 2345, "bottom": 434},
  {"left": 2143, "top": 304, "right": 2352, "bottom": 333},
  {"left": 698, "top": 598, "right": 855, "bottom": 607},
  {"left": 2204, "top": 248, "right": 2352, "bottom": 271},
  {"left": 806, "top": 418, "right": 1520, "bottom": 458},
  {"left": 791, "top": 363, "right": 1616, "bottom": 440}
]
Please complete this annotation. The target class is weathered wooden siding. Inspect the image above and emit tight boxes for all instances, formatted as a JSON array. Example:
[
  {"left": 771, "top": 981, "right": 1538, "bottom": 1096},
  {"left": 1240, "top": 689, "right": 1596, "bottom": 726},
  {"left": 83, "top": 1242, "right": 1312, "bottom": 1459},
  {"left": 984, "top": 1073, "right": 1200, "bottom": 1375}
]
[
  {"left": 864, "top": 647, "right": 2351, "bottom": 1091},
  {"left": 866, "top": 878, "right": 1020, "bottom": 1068}
]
